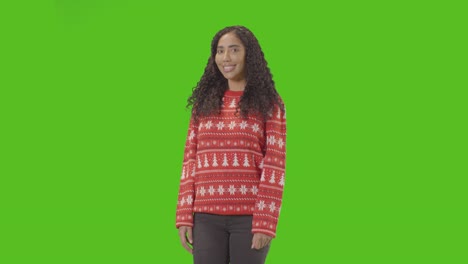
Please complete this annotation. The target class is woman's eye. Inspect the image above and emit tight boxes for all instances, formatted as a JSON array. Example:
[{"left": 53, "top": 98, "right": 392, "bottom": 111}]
[{"left": 217, "top": 50, "right": 223, "bottom": 54}]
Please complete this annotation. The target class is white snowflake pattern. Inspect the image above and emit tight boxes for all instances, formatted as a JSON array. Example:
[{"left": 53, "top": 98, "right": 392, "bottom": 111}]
[
  {"left": 216, "top": 121, "right": 225, "bottom": 130},
  {"left": 208, "top": 186, "right": 215, "bottom": 195},
  {"left": 199, "top": 187, "right": 206, "bottom": 196},
  {"left": 257, "top": 200, "right": 266, "bottom": 210},
  {"left": 251, "top": 124, "right": 260, "bottom": 133},
  {"left": 239, "top": 185, "right": 248, "bottom": 195},
  {"left": 267, "top": 135, "right": 277, "bottom": 145},
  {"left": 187, "top": 195, "right": 193, "bottom": 205},
  {"left": 205, "top": 121, "right": 213, "bottom": 129},
  {"left": 228, "top": 121, "right": 236, "bottom": 130},
  {"left": 269, "top": 202, "right": 276, "bottom": 212},
  {"left": 217, "top": 185, "right": 225, "bottom": 195},
  {"left": 277, "top": 138, "right": 285, "bottom": 148},
  {"left": 228, "top": 185, "right": 236, "bottom": 195},
  {"left": 251, "top": 186, "right": 258, "bottom": 195},
  {"left": 189, "top": 130, "right": 196, "bottom": 140},
  {"left": 239, "top": 121, "right": 248, "bottom": 129},
  {"left": 180, "top": 197, "right": 186, "bottom": 206}
]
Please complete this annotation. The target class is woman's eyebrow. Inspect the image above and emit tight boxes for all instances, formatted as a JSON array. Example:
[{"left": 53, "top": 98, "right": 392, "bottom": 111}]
[{"left": 217, "top": 44, "right": 241, "bottom": 49}]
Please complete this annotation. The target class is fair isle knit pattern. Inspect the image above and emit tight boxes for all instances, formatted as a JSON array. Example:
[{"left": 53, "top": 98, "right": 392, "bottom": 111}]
[{"left": 176, "top": 89, "right": 286, "bottom": 237}]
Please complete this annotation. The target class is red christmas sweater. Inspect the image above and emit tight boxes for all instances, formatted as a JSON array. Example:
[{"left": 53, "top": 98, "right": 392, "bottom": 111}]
[{"left": 175, "top": 89, "right": 287, "bottom": 237}]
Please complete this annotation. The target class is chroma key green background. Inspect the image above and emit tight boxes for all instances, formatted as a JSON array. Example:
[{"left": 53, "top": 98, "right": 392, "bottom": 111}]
[{"left": 0, "top": 0, "right": 466, "bottom": 263}]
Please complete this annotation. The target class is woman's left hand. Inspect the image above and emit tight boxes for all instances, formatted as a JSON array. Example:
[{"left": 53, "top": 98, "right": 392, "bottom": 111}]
[{"left": 251, "top": 233, "right": 273, "bottom": 250}]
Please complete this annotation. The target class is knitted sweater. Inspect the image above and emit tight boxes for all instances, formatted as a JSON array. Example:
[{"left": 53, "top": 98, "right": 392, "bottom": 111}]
[{"left": 175, "top": 89, "right": 287, "bottom": 237}]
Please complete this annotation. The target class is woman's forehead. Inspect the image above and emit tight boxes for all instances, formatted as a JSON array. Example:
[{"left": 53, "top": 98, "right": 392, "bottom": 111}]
[{"left": 218, "top": 32, "right": 243, "bottom": 47}]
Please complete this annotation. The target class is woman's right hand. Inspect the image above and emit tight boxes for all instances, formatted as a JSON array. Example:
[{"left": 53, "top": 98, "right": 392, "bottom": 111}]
[{"left": 178, "top": 226, "right": 193, "bottom": 254}]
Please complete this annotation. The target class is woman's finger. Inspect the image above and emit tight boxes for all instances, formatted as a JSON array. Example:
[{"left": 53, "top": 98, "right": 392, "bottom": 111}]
[
  {"left": 187, "top": 227, "right": 193, "bottom": 244},
  {"left": 179, "top": 227, "right": 193, "bottom": 254}
]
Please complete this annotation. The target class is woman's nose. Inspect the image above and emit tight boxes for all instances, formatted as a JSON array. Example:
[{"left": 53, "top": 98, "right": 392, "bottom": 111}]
[{"left": 223, "top": 51, "right": 231, "bottom": 61}]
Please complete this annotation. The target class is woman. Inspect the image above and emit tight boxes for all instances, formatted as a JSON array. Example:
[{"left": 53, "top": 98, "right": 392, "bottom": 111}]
[{"left": 175, "top": 25, "right": 287, "bottom": 264}]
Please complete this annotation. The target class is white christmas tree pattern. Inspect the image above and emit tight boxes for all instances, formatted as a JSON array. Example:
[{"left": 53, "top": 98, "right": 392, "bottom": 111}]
[
  {"left": 198, "top": 157, "right": 202, "bottom": 168},
  {"left": 204, "top": 154, "right": 209, "bottom": 167},
  {"left": 222, "top": 154, "right": 229, "bottom": 167},
  {"left": 243, "top": 154, "right": 250, "bottom": 167},
  {"left": 279, "top": 173, "right": 285, "bottom": 186},
  {"left": 212, "top": 153, "right": 219, "bottom": 167},
  {"left": 269, "top": 171, "right": 276, "bottom": 184},
  {"left": 260, "top": 170, "right": 266, "bottom": 182},
  {"left": 229, "top": 99, "right": 236, "bottom": 108},
  {"left": 232, "top": 154, "right": 240, "bottom": 167}
]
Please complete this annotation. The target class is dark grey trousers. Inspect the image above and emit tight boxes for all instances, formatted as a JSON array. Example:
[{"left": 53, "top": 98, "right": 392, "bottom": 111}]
[{"left": 193, "top": 213, "right": 270, "bottom": 264}]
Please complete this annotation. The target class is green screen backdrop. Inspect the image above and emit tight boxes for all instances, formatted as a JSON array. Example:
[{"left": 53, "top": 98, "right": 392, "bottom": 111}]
[{"left": 1, "top": 0, "right": 466, "bottom": 263}]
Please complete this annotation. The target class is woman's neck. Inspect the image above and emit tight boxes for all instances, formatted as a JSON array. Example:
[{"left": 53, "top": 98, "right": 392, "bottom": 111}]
[{"left": 228, "top": 79, "right": 246, "bottom": 91}]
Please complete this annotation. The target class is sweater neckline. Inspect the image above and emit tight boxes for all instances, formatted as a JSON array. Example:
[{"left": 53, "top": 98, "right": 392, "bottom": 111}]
[{"left": 225, "top": 89, "right": 244, "bottom": 96}]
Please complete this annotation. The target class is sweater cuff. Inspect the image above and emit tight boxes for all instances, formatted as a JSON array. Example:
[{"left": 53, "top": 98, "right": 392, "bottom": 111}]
[
  {"left": 176, "top": 212, "right": 194, "bottom": 229},
  {"left": 251, "top": 217, "right": 277, "bottom": 238}
]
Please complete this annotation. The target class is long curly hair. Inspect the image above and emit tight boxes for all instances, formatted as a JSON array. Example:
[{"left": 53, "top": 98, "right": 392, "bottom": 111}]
[{"left": 187, "top": 25, "right": 284, "bottom": 121}]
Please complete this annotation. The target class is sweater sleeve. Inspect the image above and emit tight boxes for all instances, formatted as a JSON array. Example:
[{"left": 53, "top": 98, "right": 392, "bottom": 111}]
[
  {"left": 252, "top": 101, "right": 287, "bottom": 237},
  {"left": 175, "top": 116, "right": 198, "bottom": 228}
]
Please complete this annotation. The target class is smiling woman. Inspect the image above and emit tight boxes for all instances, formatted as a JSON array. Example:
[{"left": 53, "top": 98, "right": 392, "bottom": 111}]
[
  {"left": 175, "top": 25, "right": 287, "bottom": 264},
  {"left": 215, "top": 33, "right": 246, "bottom": 89}
]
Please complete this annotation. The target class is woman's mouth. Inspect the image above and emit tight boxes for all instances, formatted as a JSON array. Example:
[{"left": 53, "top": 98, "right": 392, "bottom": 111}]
[{"left": 223, "top": 65, "right": 235, "bottom": 72}]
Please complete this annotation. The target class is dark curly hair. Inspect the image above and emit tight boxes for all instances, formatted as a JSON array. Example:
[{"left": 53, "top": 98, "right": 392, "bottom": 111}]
[{"left": 187, "top": 25, "right": 284, "bottom": 121}]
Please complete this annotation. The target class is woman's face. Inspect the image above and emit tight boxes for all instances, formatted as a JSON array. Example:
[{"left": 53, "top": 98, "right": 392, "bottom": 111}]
[{"left": 215, "top": 32, "right": 246, "bottom": 82}]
